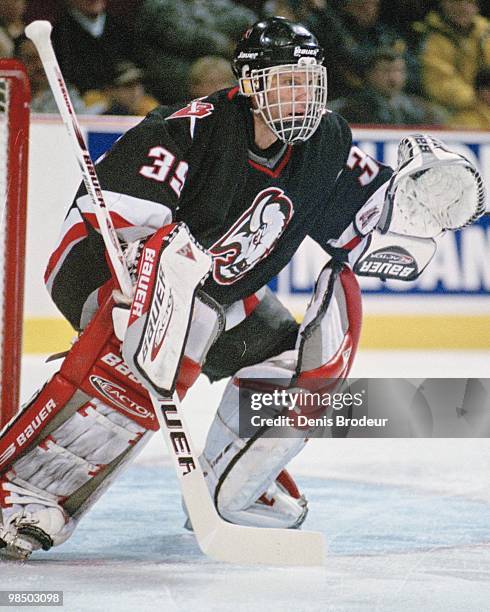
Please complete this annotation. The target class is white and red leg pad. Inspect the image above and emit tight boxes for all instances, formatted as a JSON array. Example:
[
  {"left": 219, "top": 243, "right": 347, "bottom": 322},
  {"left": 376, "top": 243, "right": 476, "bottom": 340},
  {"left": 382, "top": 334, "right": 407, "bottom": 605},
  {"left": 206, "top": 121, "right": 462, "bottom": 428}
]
[
  {"left": 198, "top": 262, "right": 361, "bottom": 529},
  {"left": 0, "top": 263, "right": 221, "bottom": 558},
  {"left": 0, "top": 293, "right": 156, "bottom": 558},
  {"left": 197, "top": 355, "right": 309, "bottom": 529},
  {"left": 0, "top": 391, "right": 152, "bottom": 558}
]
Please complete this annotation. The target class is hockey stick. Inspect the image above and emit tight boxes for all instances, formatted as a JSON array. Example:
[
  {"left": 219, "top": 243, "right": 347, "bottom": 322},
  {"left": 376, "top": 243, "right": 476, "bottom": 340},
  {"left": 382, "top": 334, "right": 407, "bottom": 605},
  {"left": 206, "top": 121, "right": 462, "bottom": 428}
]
[
  {"left": 25, "top": 23, "right": 132, "bottom": 298},
  {"left": 25, "top": 21, "right": 325, "bottom": 566}
]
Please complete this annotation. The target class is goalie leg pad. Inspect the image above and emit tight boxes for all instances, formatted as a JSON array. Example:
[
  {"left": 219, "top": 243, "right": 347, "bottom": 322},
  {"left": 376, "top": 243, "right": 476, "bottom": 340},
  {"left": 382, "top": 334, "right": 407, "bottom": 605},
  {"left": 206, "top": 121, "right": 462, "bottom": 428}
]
[
  {"left": 199, "top": 361, "right": 309, "bottom": 529},
  {"left": 0, "top": 294, "right": 159, "bottom": 558},
  {"left": 0, "top": 380, "right": 152, "bottom": 558},
  {"left": 198, "top": 263, "right": 362, "bottom": 528},
  {"left": 0, "top": 267, "right": 221, "bottom": 557}
]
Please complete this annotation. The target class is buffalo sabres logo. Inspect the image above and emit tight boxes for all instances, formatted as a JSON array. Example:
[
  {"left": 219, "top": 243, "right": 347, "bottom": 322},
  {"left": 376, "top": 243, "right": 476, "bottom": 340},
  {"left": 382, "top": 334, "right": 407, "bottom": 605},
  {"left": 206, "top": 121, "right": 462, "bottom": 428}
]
[{"left": 210, "top": 187, "right": 293, "bottom": 284}]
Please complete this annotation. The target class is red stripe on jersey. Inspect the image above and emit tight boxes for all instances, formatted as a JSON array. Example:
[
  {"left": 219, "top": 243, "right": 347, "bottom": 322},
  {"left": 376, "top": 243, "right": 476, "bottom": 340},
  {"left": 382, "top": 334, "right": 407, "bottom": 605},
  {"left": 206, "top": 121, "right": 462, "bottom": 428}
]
[
  {"left": 342, "top": 235, "right": 362, "bottom": 251},
  {"left": 227, "top": 86, "right": 239, "bottom": 100},
  {"left": 44, "top": 222, "right": 88, "bottom": 284},
  {"left": 83, "top": 211, "right": 133, "bottom": 231},
  {"left": 248, "top": 145, "right": 292, "bottom": 178},
  {"left": 243, "top": 293, "right": 260, "bottom": 316}
]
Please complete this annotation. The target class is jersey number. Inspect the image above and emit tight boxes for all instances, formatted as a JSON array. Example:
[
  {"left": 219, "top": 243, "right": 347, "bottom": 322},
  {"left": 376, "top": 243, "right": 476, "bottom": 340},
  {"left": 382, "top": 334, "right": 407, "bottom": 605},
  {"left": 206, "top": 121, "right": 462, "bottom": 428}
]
[
  {"left": 347, "top": 146, "right": 379, "bottom": 186},
  {"left": 139, "top": 146, "right": 189, "bottom": 197}
]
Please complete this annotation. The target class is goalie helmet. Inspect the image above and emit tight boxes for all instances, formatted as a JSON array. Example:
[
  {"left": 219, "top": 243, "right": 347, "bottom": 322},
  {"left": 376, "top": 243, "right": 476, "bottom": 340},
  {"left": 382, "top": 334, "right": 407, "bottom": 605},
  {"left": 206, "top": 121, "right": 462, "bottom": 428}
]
[{"left": 232, "top": 17, "right": 328, "bottom": 144}]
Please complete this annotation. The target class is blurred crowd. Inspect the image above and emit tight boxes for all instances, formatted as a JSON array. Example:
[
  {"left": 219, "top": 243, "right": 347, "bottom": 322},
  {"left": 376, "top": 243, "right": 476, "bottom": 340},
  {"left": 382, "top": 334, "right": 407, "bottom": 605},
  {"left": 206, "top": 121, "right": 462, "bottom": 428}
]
[{"left": 1, "top": 0, "right": 489, "bottom": 128}]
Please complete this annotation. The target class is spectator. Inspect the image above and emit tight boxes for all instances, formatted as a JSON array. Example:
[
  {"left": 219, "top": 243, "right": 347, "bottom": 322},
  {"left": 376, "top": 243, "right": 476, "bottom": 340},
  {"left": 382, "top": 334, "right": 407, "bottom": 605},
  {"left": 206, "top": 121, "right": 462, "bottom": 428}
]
[
  {"left": 103, "top": 0, "right": 144, "bottom": 22},
  {"left": 101, "top": 61, "right": 159, "bottom": 115},
  {"left": 235, "top": 1, "right": 268, "bottom": 14},
  {"left": 263, "top": 0, "right": 327, "bottom": 22},
  {"left": 15, "top": 36, "right": 88, "bottom": 114},
  {"left": 134, "top": 0, "right": 257, "bottom": 104},
  {"left": 0, "top": 0, "right": 26, "bottom": 58},
  {"left": 380, "top": 0, "right": 436, "bottom": 38},
  {"left": 330, "top": 48, "right": 447, "bottom": 125},
  {"left": 188, "top": 56, "right": 236, "bottom": 99},
  {"left": 449, "top": 67, "right": 490, "bottom": 129},
  {"left": 413, "top": 0, "right": 490, "bottom": 113},
  {"left": 24, "top": 0, "right": 62, "bottom": 24},
  {"left": 23, "top": 0, "right": 143, "bottom": 25},
  {"left": 51, "top": 0, "right": 138, "bottom": 96},
  {"left": 263, "top": 0, "right": 298, "bottom": 21},
  {"left": 306, "top": 0, "right": 407, "bottom": 99}
]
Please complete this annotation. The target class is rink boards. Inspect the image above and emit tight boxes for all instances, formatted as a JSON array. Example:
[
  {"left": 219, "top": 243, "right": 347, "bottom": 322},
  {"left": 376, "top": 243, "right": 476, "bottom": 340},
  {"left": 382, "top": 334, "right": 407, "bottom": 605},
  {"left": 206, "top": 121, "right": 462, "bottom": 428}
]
[{"left": 23, "top": 116, "right": 490, "bottom": 351}]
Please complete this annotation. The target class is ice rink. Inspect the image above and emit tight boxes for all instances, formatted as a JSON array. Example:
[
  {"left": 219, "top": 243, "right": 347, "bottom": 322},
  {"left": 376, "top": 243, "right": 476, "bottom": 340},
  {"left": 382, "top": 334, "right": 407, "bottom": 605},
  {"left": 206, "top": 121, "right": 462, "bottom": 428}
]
[{"left": 2, "top": 350, "right": 490, "bottom": 611}]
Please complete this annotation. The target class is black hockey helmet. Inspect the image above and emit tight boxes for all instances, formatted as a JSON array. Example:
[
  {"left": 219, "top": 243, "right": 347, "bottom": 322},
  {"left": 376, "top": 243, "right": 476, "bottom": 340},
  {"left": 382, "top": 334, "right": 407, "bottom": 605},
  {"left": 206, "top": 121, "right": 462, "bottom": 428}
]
[
  {"left": 232, "top": 17, "right": 328, "bottom": 145},
  {"left": 232, "top": 17, "right": 324, "bottom": 79}
]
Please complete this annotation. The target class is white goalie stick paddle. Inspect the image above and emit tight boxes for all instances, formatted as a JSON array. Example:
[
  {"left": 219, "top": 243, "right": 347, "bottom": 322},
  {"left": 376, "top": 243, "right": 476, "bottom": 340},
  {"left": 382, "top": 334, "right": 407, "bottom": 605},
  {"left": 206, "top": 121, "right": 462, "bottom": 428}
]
[{"left": 25, "top": 20, "right": 326, "bottom": 566}]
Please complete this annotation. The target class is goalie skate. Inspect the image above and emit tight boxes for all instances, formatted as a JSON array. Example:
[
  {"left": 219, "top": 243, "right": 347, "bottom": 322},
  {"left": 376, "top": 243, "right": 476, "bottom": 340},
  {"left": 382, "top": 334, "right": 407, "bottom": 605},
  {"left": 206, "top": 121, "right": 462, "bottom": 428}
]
[{"left": 0, "top": 478, "right": 73, "bottom": 560}]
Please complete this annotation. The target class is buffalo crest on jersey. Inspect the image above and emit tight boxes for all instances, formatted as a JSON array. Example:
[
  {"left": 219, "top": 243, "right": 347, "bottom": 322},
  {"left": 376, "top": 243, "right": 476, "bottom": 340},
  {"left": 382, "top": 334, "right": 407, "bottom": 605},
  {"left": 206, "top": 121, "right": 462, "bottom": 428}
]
[{"left": 210, "top": 187, "right": 294, "bottom": 284}]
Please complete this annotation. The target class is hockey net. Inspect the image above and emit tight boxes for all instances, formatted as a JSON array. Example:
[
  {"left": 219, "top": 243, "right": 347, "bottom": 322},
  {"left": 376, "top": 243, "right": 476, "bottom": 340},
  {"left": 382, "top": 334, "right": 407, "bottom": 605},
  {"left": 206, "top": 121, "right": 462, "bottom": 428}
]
[{"left": 0, "top": 60, "right": 30, "bottom": 429}]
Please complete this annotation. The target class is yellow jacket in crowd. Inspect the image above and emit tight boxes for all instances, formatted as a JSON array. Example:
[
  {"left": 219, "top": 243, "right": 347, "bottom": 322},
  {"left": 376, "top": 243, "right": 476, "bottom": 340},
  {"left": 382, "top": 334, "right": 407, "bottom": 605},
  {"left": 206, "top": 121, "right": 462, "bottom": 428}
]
[
  {"left": 448, "top": 101, "right": 490, "bottom": 130},
  {"left": 415, "top": 11, "right": 490, "bottom": 111}
]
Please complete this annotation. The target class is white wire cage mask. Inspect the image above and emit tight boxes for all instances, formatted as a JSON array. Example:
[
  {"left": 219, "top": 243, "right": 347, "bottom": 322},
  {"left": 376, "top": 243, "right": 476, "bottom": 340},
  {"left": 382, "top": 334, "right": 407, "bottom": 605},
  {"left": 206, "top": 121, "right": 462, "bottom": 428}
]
[{"left": 239, "top": 59, "right": 328, "bottom": 144}]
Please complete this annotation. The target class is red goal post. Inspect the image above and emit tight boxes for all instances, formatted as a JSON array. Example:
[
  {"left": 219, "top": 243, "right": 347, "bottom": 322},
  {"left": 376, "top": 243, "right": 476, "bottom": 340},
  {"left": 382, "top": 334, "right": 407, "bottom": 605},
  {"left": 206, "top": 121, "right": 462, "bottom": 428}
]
[{"left": 0, "top": 59, "right": 30, "bottom": 429}]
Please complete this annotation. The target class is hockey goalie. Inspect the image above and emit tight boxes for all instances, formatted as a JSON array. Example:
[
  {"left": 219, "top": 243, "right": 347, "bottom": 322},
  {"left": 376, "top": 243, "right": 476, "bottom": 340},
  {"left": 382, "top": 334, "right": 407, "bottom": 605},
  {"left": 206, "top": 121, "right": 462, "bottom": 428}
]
[{"left": 0, "top": 16, "right": 485, "bottom": 560}]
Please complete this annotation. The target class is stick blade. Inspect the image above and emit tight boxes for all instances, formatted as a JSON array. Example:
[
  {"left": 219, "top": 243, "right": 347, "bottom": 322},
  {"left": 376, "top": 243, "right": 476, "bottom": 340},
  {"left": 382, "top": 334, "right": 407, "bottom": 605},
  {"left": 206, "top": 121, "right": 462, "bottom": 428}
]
[{"left": 182, "top": 469, "right": 326, "bottom": 566}]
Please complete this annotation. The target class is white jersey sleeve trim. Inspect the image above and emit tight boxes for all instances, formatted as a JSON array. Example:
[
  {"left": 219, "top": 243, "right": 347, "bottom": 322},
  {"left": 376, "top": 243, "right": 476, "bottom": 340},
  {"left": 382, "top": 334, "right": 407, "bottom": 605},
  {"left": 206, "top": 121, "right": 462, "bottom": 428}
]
[{"left": 76, "top": 190, "right": 173, "bottom": 239}]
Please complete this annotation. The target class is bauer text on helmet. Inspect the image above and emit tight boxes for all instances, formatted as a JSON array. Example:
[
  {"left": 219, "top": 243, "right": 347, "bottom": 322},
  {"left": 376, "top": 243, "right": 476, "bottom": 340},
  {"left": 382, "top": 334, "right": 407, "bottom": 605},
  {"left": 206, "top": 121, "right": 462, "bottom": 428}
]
[{"left": 233, "top": 17, "right": 328, "bottom": 145}]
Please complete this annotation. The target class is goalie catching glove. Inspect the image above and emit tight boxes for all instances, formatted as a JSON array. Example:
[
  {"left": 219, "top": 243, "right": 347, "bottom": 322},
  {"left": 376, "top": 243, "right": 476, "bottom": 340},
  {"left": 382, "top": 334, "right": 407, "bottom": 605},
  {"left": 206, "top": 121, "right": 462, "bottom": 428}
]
[{"left": 379, "top": 134, "right": 486, "bottom": 238}]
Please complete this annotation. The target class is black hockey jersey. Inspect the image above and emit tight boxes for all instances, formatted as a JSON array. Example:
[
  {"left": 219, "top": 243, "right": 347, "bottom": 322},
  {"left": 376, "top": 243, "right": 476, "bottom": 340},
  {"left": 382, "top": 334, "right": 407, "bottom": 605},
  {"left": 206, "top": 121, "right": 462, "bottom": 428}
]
[{"left": 46, "top": 88, "right": 392, "bottom": 329}]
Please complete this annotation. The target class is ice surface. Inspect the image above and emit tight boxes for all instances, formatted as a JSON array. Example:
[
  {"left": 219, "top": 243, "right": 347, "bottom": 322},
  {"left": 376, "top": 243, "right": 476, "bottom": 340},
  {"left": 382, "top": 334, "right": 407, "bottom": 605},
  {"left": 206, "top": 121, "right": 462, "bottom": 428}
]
[{"left": 1, "top": 351, "right": 489, "bottom": 611}]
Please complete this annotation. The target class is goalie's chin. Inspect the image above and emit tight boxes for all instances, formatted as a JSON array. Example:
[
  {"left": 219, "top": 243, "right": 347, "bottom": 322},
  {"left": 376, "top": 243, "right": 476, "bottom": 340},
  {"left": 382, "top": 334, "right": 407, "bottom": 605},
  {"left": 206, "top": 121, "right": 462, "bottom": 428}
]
[{"left": 272, "top": 117, "right": 314, "bottom": 145}]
